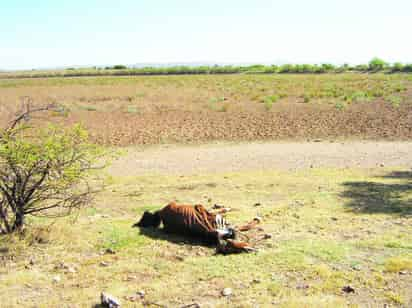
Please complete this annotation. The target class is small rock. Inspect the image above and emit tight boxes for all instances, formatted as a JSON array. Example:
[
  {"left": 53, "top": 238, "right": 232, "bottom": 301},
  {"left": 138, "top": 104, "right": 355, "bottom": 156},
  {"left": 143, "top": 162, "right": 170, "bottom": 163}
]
[
  {"left": 53, "top": 275, "right": 61, "bottom": 283},
  {"left": 296, "top": 283, "right": 309, "bottom": 290},
  {"left": 125, "top": 275, "right": 137, "bottom": 281},
  {"left": 125, "top": 295, "right": 138, "bottom": 302},
  {"left": 331, "top": 217, "right": 338, "bottom": 221},
  {"left": 342, "top": 285, "right": 355, "bottom": 293},
  {"left": 101, "top": 292, "right": 121, "bottom": 307},
  {"left": 105, "top": 248, "right": 116, "bottom": 255},
  {"left": 175, "top": 255, "right": 185, "bottom": 261},
  {"left": 254, "top": 203, "right": 261, "bottom": 207},
  {"left": 137, "top": 290, "right": 145, "bottom": 298},
  {"left": 399, "top": 270, "right": 408, "bottom": 275},
  {"left": 380, "top": 163, "right": 385, "bottom": 167},
  {"left": 67, "top": 267, "right": 77, "bottom": 274},
  {"left": 263, "top": 234, "right": 272, "bottom": 239},
  {"left": 252, "top": 279, "right": 261, "bottom": 284},
  {"left": 213, "top": 204, "right": 224, "bottom": 209},
  {"left": 351, "top": 264, "right": 362, "bottom": 271},
  {"left": 100, "top": 261, "right": 109, "bottom": 267},
  {"left": 221, "top": 288, "right": 232, "bottom": 297}
]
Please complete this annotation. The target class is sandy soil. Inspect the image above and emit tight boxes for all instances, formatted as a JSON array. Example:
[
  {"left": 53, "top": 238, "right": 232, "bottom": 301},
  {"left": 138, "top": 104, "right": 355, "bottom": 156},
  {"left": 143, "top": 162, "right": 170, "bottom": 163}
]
[{"left": 109, "top": 141, "right": 412, "bottom": 176}]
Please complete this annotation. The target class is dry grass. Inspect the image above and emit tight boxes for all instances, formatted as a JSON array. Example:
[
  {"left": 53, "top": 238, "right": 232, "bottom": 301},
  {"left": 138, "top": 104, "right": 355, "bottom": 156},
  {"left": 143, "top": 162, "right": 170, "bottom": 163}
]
[{"left": 1, "top": 159, "right": 411, "bottom": 307}]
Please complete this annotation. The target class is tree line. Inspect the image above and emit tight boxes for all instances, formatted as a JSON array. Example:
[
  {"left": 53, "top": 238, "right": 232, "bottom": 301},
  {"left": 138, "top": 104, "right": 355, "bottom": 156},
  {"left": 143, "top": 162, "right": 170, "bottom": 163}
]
[{"left": 2, "top": 58, "right": 412, "bottom": 79}]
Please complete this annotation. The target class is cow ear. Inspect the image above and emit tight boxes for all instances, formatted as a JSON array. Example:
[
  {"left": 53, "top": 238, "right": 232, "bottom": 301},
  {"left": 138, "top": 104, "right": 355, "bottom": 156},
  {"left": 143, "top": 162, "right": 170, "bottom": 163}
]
[{"left": 134, "top": 211, "right": 151, "bottom": 227}]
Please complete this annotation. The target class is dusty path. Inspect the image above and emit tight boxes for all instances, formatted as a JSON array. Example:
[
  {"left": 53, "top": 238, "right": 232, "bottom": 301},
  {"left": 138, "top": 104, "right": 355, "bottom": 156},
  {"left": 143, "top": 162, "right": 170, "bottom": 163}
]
[{"left": 108, "top": 141, "right": 412, "bottom": 176}]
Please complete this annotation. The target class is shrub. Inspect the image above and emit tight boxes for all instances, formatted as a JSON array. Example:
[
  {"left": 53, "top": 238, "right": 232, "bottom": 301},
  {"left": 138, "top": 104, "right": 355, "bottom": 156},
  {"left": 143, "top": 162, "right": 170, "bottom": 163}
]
[
  {"left": 0, "top": 109, "right": 101, "bottom": 234},
  {"left": 402, "top": 64, "right": 412, "bottom": 72},
  {"left": 386, "top": 95, "right": 401, "bottom": 107},
  {"left": 263, "top": 95, "right": 279, "bottom": 110},
  {"left": 391, "top": 62, "right": 404, "bottom": 72},
  {"left": 369, "top": 58, "right": 387, "bottom": 71},
  {"left": 354, "top": 64, "right": 369, "bottom": 72},
  {"left": 112, "top": 65, "right": 127, "bottom": 70},
  {"left": 334, "top": 101, "right": 346, "bottom": 110}
]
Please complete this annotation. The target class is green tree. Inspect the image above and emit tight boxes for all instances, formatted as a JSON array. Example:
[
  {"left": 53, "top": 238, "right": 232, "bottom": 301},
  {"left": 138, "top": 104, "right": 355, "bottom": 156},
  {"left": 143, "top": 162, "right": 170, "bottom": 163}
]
[
  {"left": 369, "top": 58, "right": 387, "bottom": 71},
  {"left": 392, "top": 62, "right": 404, "bottom": 72},
  {"left": 0, "top": 107, "right": 101, "bottom": 234}
]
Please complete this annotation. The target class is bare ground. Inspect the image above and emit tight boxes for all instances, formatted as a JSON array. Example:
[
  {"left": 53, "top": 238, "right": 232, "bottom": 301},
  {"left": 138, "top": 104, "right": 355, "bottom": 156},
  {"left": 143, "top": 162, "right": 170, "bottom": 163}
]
[{"left": 109, "top": 141, "right": 412, "bottom": 176}]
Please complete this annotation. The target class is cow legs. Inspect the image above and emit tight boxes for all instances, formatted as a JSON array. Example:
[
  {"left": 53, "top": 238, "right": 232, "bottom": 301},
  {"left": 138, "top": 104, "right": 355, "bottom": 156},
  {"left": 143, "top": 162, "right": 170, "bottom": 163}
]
[{"left": 236, "top": 216, "right": 262, "bottom": 232}]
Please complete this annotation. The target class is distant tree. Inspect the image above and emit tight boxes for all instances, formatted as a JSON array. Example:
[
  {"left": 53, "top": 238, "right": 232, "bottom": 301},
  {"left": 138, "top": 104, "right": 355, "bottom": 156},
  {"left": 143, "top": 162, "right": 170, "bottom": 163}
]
[
  {"left": 354, "top": 64, "right": 369, "bottom": 72},
  {"left": 402, "top": 64, "right": 412, "bottom": 72},
  {"left": 112, "top": 65, "right": 127, "bottom": 70},
  {"left": 369, "top": 58, "right": 387, "bottom": 71},
  {"left": 321, "top": 63, "right": 336, "bottom": 72},
  {"left": 391, "top": 62, "right": 404, "bottom": 72}
]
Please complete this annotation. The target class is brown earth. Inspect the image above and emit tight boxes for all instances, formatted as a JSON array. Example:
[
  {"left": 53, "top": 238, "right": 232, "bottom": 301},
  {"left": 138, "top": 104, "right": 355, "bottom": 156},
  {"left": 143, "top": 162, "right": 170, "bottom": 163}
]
[
  {"left": 1, "top": 74, "right": 412, "bottom": 146},
  {"left": 86, "top": 102, "right": 412, "bottom": 145},
  {"left": 56, "top": 101, "right": 412, "bottom": 146}
]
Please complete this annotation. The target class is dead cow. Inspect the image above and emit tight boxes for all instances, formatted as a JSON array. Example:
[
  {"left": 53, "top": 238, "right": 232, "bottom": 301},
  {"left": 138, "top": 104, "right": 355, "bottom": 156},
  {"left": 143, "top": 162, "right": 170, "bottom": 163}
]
[{"left": 134, "top": 202, "right": 261, "bottom": 253}]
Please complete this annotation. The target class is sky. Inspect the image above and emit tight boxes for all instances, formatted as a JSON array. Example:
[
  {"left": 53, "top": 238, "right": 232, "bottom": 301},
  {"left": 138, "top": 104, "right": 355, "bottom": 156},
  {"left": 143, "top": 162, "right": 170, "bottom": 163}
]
[{"left": 1, "top": 0, "right": 411, "bottom": 70}]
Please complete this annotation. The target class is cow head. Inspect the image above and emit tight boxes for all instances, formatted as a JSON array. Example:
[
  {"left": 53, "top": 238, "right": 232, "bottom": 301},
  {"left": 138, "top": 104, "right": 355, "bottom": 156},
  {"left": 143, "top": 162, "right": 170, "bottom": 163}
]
[{"left": 133, "top": 211, "right": 161, "bottom": 228}]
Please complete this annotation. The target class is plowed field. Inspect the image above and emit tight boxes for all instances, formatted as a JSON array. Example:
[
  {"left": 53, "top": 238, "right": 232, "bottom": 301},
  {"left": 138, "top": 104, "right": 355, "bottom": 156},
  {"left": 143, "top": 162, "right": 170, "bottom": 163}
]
[{"left": 1, "top": 74, "right": 411, "bottom": 145}]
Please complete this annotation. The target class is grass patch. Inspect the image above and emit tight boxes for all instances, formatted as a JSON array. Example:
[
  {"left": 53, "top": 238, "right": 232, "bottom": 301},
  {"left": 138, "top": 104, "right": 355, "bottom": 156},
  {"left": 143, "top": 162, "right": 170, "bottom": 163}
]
[
  {"left": 124, "top": 105, "right": 141, "bottom": 114},
  {"left": 100, "top": 222, "right": 148, "bottom": 251},
  {"left": 78, "top": 104, "right": 98, "bottom": 111},
  {"left": 384, "top": 256, "right": 412, "bottom": 272},
  {"left": 262, "top": 94, "right": 280, "bottom": 110}
]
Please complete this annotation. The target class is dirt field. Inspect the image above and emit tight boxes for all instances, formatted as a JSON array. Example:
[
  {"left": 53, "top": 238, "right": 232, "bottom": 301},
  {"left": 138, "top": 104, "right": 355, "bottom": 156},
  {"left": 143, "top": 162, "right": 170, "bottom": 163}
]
[{"left": 1, "top": 74, "right": 412, "bottom": 145}]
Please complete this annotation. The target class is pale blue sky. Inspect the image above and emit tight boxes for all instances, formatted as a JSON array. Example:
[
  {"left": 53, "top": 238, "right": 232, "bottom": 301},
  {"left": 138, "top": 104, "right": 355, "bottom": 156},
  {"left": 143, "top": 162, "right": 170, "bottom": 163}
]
[{"left": 1, "top": 0, "right": 411, "bottom": 70}]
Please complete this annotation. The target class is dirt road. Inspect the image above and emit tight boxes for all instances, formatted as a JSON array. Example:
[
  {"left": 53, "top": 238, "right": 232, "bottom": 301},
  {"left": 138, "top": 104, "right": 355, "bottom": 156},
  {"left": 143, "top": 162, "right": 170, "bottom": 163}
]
[{"left": 109, "top": 141, "right": 412, "bottom": 176}]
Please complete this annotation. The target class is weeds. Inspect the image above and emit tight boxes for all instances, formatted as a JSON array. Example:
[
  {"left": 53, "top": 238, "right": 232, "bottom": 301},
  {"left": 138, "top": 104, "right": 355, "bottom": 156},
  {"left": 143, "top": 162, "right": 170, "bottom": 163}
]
[
  {"left": 263, "top": 94, "right": 280, "bottom": 110},
  {"left": 386, "top": 95, "right": 402, "bottom": 107},
  {"left": 384, "top": 256, "right": 412, "bottom": 273}
]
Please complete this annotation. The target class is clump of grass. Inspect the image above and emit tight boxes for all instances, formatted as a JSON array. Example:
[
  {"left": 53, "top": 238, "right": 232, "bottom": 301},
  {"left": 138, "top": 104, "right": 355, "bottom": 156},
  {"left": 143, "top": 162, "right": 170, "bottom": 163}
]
[
  {"left": 267, "top": 281, "right": 283, "bottom": 297},
  {"left": 384, "top": 256, "right": 412, "bottom": 273},
  {"left": 394, "top": 83, "right": 406, "bottom": 92},
  {"left": 263, "top": 94, "right": 280, "bottom": 110},
  {"left": 384, "top": 292, "right": 404, "bottom": 305},
  {"left": 350, "top": 91, "right": 371, "bottom": 103},
  {"left": 334, "top": 101, "right": 346, "bottom": 110},
  {"left": 386, "top": 95, "right": 402, "bottom": 107},
  {"left": 79, "top": 104, "right": 98, "bottom": 111},
  {"left": 124, "top": 105, "right": 141, "bottom": 114},
  {"left": 303, "top": 94, "right": 311, "bottom": 103},
  {"left": 208, "top": 96, "right": 229, "bottom": 112},
  {"left": 51, "top": 105, "right": 71, "bottom": 117}
]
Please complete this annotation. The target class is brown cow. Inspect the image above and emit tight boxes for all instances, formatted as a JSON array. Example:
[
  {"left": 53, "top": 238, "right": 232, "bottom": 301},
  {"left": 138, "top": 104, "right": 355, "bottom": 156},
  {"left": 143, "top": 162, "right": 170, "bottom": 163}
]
[{"left": 134, "top": 202, "right": 259, "bottom": 253}]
